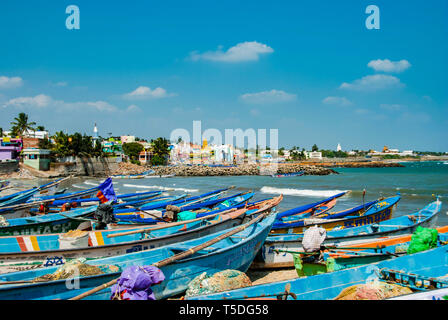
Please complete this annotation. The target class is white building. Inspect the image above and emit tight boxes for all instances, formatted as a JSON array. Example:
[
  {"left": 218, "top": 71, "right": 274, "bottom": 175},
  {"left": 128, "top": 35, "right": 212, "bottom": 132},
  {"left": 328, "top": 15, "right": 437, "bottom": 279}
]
[
  {"left": 93, "top": 123, "right": 99, "bottom": 147},
  {"left": 212, "top": 144, "right": 234, "bottom": 162},
  {"left": 305, "top": 151, "right": 322, "bottom": 160},
  {"left": 4, "top": 130, "right": 49, "bottom": 139},
  {"left": 120, "top": 135, "right": 135, "bottom": 143},
  {"left": 336, "top": 143, "right": 342, "bottom": 152}
]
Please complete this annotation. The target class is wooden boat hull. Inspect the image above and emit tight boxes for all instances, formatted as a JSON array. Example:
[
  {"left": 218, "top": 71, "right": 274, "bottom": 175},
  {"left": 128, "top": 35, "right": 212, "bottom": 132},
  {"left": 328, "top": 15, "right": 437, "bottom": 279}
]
[
  {"left": 0, "top": 213, "right": 276, "bottom": 300},
  {"left": 0, "top": 196, "right": 282, "bottom": 272},
  {"left": 0, "top": 209, "right": 247, "bottom": 271},
  {"left": 187, "top": 244, "right": 448, "bottom": 300},
  {"left": 252, "top": 199, "right": 441, "bottom": 269}
]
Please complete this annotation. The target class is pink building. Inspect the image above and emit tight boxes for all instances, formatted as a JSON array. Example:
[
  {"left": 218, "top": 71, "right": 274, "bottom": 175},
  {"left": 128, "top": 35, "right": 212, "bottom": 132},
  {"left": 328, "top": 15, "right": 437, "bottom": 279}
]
[{"left": 0, "top": 138, "right": 22, "bottom": 161}]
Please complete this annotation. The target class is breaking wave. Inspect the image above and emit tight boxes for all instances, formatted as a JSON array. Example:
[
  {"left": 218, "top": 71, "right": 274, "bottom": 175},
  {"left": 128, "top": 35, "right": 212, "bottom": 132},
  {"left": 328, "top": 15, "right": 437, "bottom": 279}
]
[{"left": 260, "top": 186, "right": 349, "bottom": 197}]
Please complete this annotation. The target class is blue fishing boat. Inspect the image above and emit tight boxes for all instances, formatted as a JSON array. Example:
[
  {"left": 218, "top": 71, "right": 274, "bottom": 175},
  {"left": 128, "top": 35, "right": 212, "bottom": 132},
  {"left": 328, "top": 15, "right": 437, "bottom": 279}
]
[
  {"left": 271, "top": 195, "right": 400, "bottom": 234},
  {"left": 111, "top": 169, "right": 155, "bottom": 179},
  {"left": 0, "top": 212, "right": 277, "bottom": 300},
  {"left": 0, "top": 177, "right": 68, "bottom": 204},
  {"left": 28, "top": 190, "right": 164, "bottom": 214},
  {"left": 0, "top": 205, "right": 98, "bottom": 236},
  {"left": 271, "top": 171, "right": 304, "bottom": 178},
  {"left": 275, "top": 192, "right": 348, "bottom": 220},
  {"left": 112, "top": 188, "right": 235, "bottom": 216},
  {"left": 0, "top": 196, "right": 282, "bottom": 270},
  {"left": 115, "top": 192, "right": 254, "bottom": 225},
  {"left": 280, "top": 199, "right": 378, "bottom": 222},
  {"left": 187, "top": 244, "right": 448, "bottom": 300},
  {"left": 252, "top": 198, "right": 440, "bottom": 269}
]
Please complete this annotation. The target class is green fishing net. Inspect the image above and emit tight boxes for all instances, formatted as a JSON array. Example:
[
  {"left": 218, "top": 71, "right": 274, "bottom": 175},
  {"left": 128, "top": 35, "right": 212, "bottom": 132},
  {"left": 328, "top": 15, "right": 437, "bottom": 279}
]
[{"left": 407, "top": 226, "right": 438, "bottom": 255}]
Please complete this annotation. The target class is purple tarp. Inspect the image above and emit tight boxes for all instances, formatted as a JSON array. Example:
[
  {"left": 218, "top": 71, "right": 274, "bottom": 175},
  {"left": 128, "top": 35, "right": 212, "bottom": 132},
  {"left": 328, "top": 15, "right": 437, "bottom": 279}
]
[{"left": 110, "top": 265, "right": 165, "bottom": 300}]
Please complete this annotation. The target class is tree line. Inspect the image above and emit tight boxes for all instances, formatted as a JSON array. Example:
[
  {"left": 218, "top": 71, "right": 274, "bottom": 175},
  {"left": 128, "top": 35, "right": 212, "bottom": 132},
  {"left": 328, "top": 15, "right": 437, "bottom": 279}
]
[{"left": 1, "top": 112, "right": 171, "bottom": 165}]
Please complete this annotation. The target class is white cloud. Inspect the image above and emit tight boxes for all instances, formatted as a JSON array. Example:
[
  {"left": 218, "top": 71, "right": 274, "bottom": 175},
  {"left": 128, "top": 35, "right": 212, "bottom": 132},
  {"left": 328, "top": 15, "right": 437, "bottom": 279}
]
[
  {"left": 82, "top": 101, "right": 117, "bottom": 112},
  {"left": 0, "top": 76, "right": 23, "bottom": 89},
  {"left": 400, "top": 112, "right": 431, "bottom": 124},
  {"left": 2, "top": 94, "right": 118, "bottom": 112},
  {"left": 355, "top": 108, "right": 369, "bottom": 115},
  {"left": 3, "top": 94, "right": 52, "bottom": 108},
  {"left": 124, "top": 86, "right": 174, "bottom": 100},
  {"left": 240, "top": 89, "right": 297, "bottom": 104},
  {"left": 190, "top": 41, "right": 274, "bottom": 63},
  {"left": 126, "top": 104, "right": 141, "bottom": 112},
  {"left": 340, "top": 74, "right": 404, "bottom": 91},
  {"left": 367, "top": 59, "right": 411, "bottom": 73},
  {"left": 322, "top": 96, "right": 353, "bottom": 106},
  {"left": 53, "top": 81, "right": 68, "bottom": 87},
  {"left": 380, "top": 103, "right": 406, "bottom": 111}
]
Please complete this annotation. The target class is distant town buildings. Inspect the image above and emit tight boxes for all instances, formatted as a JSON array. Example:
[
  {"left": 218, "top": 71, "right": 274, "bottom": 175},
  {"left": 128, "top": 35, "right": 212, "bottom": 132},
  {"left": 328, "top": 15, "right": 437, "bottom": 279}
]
[
  {"left": 368, "top": 146, "right": 416, "bottom": 157},
  {"left": 168, "top": 140, "right": 245, "bottom": 164}
]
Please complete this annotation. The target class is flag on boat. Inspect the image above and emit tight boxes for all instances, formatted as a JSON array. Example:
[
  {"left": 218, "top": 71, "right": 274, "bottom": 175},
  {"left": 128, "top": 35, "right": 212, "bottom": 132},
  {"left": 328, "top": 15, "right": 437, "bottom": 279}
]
[{"left": 97, "top": 178, "right": 117, "bottom": 203}]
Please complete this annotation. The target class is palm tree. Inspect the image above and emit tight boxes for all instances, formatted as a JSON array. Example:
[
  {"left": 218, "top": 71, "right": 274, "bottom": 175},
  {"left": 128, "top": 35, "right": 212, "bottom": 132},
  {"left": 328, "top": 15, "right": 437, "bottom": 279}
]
[
  {"left": 150, "top": 137, "right": 171, "bottom": 165},
  {"left": 10, "top": 113, "right": 36, "bottom": 138}
]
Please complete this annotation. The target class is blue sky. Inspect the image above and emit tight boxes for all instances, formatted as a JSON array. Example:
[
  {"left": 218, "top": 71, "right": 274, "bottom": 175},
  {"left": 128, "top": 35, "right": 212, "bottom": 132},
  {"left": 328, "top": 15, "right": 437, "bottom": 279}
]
[{"left": 0, "top": 0, "right": 447, "bottom": 151}]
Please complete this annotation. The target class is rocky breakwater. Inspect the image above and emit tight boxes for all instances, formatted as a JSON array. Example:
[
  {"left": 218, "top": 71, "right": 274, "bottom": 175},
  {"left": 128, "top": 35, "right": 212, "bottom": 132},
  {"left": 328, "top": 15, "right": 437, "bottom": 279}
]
[
  {"left": 301, "top": 161, "right": 405, "bottom": 168},
  {"left": 151, "top": 163, "right": 337, "bottom": 177}
]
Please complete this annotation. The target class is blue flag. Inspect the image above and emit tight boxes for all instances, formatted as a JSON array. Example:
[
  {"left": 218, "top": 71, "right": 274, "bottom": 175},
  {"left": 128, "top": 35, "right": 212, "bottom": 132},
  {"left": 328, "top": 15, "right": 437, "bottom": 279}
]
[{"left": 98, "top": 177, "right": 117, "bottom": 203}]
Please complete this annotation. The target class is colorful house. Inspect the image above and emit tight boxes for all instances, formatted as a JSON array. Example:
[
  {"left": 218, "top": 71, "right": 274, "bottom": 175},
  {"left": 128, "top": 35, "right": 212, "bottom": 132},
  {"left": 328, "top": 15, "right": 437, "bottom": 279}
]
[
  {"left": 0, "top": 137, "right": 22, "bottom": 162},
  {"left": 22, "top": 148, "right": 51, "bottom": 171}
]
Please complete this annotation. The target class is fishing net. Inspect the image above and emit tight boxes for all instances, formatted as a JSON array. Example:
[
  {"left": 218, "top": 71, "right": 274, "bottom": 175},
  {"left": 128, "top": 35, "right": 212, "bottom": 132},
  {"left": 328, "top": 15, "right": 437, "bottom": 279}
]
[
  {"left": 32, "top": 258, "right": 120, "bottom": 282},
  {"left": 185, "top": 269, "right": 252, "bottom": 297},
  {"left": 334, "top": 282, "right": 413, "bottom": 300},
  {"left": 407, "top": 226, "right": 438, "bottom": 254},
  {"left": 394, "top": 243, "right": 409, "bottom": 254}
]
